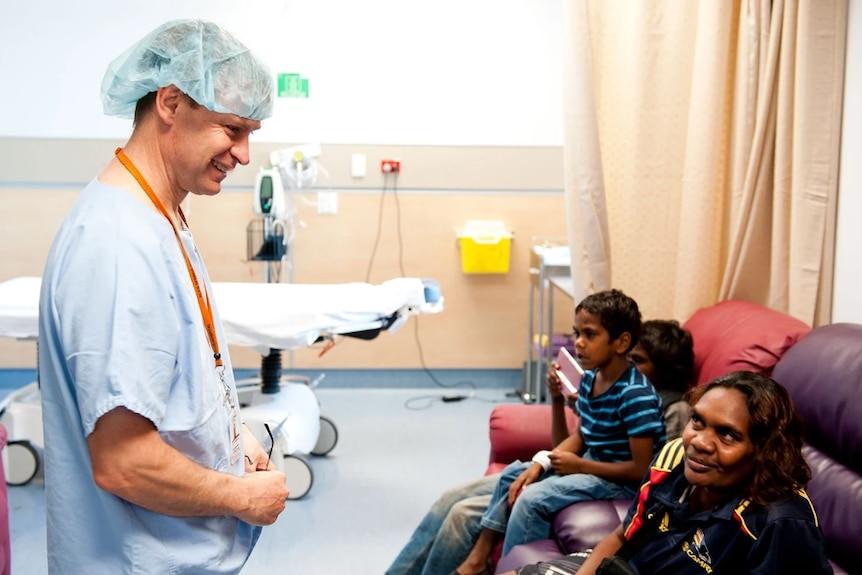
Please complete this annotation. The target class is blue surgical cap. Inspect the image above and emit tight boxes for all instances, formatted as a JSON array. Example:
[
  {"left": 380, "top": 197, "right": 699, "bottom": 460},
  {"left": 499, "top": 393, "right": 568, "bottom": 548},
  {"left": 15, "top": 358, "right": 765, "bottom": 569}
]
[{"left": 101, "top": 19, "right": 274, "bottom": 121}]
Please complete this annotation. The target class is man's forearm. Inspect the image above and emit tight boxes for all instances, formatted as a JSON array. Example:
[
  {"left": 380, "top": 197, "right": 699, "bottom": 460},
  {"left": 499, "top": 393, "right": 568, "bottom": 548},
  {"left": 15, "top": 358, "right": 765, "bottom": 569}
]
[{"left": 89, "top": 407, "right": 249, "bottom": 518}]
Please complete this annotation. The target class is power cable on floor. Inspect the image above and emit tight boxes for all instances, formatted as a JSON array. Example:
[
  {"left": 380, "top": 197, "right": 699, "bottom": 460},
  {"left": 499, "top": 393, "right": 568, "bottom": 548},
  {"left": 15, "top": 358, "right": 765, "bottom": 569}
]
[{"left": 370, "top": 171, "right": 505, "bottom": 409}]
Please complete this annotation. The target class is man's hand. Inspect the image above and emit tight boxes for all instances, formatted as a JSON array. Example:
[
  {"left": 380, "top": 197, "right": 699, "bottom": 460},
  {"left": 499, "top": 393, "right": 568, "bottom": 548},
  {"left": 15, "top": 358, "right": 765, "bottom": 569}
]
[
  {"left": 238, "top": 470, "right": 289, "bottom": 525},
  {"left": 508, "top": 464, "right": 543, "bottom": 506}
]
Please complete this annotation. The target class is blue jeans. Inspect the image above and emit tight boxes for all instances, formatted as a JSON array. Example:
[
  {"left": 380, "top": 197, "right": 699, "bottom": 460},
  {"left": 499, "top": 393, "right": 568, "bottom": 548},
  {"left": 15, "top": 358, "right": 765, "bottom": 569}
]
[
  {"left": 386, "top": 474, "right": 498, "bottom": 575},
  {"left": 480, "top": 459, "right": 636, "bottom": 555}
]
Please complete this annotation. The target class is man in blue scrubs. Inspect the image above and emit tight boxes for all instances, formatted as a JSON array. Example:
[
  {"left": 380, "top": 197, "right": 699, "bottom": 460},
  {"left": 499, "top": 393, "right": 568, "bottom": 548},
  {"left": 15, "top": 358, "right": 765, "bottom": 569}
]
[{"left": 38, "top": 19, "right": 288, "bottom": 574}]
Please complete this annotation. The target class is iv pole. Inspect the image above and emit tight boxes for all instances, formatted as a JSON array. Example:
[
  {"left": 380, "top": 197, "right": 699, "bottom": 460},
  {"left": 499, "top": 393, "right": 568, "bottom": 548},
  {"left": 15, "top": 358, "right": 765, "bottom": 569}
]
[{"left": 250, "top": 167, "right": 289, "bottom": 393}]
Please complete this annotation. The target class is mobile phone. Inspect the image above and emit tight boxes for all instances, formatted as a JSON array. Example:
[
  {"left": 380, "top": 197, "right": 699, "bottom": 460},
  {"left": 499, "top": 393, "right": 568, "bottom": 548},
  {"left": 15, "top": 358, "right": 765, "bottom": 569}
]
[{"left": 556, "top": 347, "right": 584, "bottom": 398}]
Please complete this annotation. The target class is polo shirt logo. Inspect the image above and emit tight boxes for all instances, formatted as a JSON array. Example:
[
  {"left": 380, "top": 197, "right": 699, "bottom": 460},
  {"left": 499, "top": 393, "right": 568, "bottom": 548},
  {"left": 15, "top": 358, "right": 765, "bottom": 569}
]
[
  {"left": 658, "top": 511, "right": 670, "bottom": 533},
  {"left": 682, "top": 528, "right": 714, "bottom": 572}
]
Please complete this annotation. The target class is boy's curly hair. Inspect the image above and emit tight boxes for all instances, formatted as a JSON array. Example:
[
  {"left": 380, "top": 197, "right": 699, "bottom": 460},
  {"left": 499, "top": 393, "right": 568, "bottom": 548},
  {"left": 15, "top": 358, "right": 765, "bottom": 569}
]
[
  {"left": 575, "top": 289, "right": 641, "bottom": 352},
  {"left": 686, "top": 371, "right": 811, "bottom": 505}
]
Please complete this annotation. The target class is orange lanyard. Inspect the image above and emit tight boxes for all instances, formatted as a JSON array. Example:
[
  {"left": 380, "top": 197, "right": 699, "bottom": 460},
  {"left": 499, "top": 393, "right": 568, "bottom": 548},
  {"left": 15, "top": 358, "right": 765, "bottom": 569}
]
[{"left": 115, "top": 147, "right": 224, "bottom": 371}]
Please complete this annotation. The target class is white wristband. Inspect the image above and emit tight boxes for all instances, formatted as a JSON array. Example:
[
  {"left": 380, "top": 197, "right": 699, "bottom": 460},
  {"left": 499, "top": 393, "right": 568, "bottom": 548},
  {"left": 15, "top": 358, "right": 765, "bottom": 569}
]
[{"left": 531, "top": 450, "right": 552, "bottom": 472}]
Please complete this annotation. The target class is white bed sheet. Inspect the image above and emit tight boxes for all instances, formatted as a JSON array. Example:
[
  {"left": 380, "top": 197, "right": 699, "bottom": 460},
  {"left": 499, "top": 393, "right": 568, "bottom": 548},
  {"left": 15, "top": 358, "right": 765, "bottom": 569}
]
[
  {"left": 213, "top": 278, "right": 441, "bottom": 352},
  {"left": 0, "top": 276, "right": 443, "bottom": 351},
  {"left": 0, "top": 276, "right": 39, "bottom": 340}
]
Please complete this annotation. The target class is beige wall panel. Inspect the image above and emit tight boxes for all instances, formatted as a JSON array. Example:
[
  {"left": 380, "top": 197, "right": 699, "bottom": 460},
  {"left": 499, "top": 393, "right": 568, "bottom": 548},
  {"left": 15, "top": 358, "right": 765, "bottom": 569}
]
[
  {"left": 0, "top": 189, "right": 78, "bottom": 280},
  {"left": 0, "top": 340, "right": 38, "bottom": 370},
  {"left": 188, "top": 190, "right": 570, "bottom": 369}
]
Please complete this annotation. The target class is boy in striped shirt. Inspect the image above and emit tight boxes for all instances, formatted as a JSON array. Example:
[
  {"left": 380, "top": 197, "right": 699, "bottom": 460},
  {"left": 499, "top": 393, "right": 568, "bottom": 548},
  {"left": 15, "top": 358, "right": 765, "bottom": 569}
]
[{"left": 456, "top": 289, "right": 666, "bottom": 575}]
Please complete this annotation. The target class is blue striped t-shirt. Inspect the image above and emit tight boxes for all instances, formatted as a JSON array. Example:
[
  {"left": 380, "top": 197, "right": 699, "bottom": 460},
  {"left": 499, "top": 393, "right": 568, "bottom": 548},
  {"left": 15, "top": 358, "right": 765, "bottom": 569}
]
[{"left": 576, "top": 364, "right": 666, "bottom": 462}]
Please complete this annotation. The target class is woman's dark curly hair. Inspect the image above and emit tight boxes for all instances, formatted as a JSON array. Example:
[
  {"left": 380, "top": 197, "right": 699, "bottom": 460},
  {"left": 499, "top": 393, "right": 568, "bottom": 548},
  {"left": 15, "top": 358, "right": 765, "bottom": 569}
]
[
  {"left": 639, "top": 320, "right": 694, "bottom": 393},
  {"left": 576, "top": 289, "right": 641, "bottom": 352},
  {"left": 686, "top": 371, "right": 811, "bottom": 505}
]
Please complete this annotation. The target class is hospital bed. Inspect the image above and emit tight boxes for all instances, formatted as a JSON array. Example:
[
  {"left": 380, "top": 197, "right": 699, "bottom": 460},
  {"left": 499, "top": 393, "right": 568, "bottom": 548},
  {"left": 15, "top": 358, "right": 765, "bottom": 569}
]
[{"left": 0, "top": 276, "right": 444, "bottom": 497}]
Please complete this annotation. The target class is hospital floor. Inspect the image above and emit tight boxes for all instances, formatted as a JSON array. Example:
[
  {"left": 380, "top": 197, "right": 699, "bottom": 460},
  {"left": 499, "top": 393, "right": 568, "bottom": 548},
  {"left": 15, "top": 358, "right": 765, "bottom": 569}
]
[{"left": 5, "top": 384, "right": 522, "bottom": 574}]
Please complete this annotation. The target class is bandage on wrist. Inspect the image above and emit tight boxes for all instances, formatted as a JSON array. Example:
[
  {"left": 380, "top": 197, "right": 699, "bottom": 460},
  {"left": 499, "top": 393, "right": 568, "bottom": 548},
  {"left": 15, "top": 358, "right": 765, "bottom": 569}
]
[{"left": 531, "top": 450, "right": 552, "bottom": 472}]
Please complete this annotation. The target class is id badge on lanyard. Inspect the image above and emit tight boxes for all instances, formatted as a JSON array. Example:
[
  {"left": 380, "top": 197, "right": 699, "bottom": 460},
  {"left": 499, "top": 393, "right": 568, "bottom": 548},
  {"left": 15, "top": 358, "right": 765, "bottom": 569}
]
[{"left": 220, "top": 366, "right": 242, "bottom": 466}]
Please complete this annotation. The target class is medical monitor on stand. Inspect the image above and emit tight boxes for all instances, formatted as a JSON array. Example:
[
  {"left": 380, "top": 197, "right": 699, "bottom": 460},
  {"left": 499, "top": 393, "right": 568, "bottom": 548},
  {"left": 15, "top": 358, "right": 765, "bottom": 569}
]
[{"left": 250, "top": 168, "right": 289, "bottom": 284}]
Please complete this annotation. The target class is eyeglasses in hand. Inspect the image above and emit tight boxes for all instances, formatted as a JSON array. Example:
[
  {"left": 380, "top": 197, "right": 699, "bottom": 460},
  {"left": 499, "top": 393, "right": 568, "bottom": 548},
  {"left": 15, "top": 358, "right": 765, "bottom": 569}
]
[
  {"left": 244, "top": 423, "right": 275, "bottom": 470},
  {"left": 264, "top": 423, "right": 274, "bottom": 468}
]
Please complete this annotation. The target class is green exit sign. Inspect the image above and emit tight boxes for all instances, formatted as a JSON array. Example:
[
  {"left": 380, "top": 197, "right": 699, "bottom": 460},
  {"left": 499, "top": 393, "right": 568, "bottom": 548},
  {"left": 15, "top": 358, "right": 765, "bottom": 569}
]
[{"left": 277, "top": 73, "right": 309, "bottom": 98}]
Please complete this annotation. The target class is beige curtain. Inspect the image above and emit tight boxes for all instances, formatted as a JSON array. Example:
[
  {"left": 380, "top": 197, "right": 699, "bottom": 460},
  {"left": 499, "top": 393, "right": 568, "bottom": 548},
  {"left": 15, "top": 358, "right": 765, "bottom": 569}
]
[
  {"left": 561, "top": 0, "right": 612, "bottom": 304},
  {"left": 720, "top": 0, "right": 847, "bottom": 325},
  {"left": 562, "top": 0, "right": 847, "bottom": 325}
]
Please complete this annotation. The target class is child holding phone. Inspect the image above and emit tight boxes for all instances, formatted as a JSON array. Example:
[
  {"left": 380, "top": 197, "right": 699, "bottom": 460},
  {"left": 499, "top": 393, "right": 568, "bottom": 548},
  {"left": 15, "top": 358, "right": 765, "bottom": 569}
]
[{"left": 456, "top": 289, "right": 666, "bottom": 575}]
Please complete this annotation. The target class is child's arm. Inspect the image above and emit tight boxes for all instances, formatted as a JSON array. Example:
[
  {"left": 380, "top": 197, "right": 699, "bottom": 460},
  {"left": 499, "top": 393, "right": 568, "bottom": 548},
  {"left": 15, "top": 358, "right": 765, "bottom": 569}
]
[
  {"left": 548, "top": 361, "right": 575, "bottom": 447},
  {"left": 549, "top": 434, "right": 655, "bottom": 483},
  {"left": 510, "top": 425, "right": 585, "bottom": 506},
  {"left": 550, "top": 401, "right": 572, "bottom": 448},
  {"left": 553, "top": 428, "right": 585, "bottom": 455}
]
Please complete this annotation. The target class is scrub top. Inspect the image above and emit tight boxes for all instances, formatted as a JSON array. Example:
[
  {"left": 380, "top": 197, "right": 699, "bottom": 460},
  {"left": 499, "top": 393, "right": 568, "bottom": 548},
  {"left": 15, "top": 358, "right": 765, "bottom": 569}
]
[{"left": 39, "top": 179, "right": 260, "bottom": 574}]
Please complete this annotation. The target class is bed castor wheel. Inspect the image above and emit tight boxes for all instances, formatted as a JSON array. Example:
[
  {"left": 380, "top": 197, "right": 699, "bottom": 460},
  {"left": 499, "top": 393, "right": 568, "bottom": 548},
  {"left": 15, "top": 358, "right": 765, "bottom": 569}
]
[
  {"left": 3, "top": 439, "right": 40, "bottom": 486},
  {"left": 310, "top": 416, "right": 338, "bottom": 456},
  {"left": 282, "top": 455, "right": 313, "bottom": 500}
]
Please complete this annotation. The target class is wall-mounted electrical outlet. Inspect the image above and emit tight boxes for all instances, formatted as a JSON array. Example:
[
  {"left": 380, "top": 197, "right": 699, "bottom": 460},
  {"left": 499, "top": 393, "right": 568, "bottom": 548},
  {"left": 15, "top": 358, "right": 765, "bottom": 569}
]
[{"left": 381, "top": 159, "right": 401, "bottom": 174}]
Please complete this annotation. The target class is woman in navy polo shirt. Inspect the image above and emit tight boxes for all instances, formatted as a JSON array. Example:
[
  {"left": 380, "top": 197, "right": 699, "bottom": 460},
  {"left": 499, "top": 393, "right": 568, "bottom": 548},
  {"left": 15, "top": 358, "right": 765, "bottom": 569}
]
[{"left": 501, "top": 371, "right": 832, "bottom": 575}]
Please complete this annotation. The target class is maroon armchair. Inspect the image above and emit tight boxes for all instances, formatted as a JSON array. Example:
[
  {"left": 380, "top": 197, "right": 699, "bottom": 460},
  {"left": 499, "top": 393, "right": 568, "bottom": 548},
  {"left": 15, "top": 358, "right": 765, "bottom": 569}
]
[{"left": 491, "top": 300, "right": 817, "bottom": 573}]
